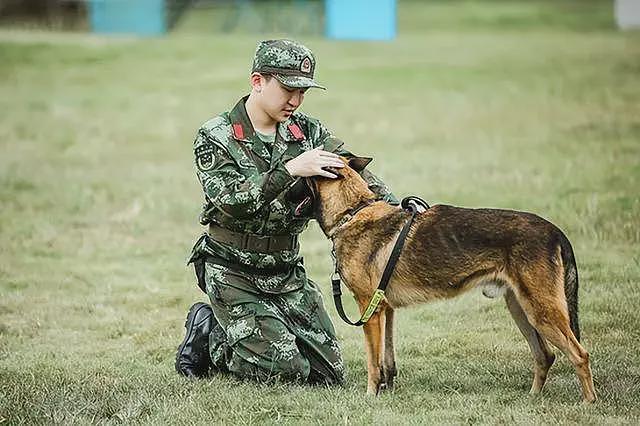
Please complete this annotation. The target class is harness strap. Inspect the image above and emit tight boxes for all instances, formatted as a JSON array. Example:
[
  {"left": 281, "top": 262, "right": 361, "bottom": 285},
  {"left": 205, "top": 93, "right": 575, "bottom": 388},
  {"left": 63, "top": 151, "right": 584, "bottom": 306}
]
[{"left": 332, "top": 196, "right": 429, "bottom": 326}]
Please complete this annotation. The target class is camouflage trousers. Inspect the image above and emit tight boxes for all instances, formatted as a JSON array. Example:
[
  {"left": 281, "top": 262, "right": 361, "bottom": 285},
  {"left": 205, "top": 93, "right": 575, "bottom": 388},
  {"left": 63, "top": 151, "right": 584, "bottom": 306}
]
[{"left": 203, "top": 260, "right": 346, "bottom": 385}]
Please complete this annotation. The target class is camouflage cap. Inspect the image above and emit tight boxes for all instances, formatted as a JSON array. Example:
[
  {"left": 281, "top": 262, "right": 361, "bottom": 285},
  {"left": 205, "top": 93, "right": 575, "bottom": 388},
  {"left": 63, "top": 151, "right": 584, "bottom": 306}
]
[{"left": 252, "top": 39, "right": 326, "bottom": 90}]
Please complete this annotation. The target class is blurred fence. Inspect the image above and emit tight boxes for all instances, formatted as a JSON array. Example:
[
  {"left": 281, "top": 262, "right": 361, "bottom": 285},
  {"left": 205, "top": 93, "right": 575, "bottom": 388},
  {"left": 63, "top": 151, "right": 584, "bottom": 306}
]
[
  {"left": 0, "top": 0, "right": 617, "bottom": 35},
  {"left": 87, "top": 0, "right": 191, "bottom": 35},
  {"left": 187, "top": 0, "right": 324, "bottom": 35},
  {"left": 0, "top": 0, "right": 88, "bottom": 30},
  {"left": 0, "top": 0, "right": 325, "bottom": 34}
]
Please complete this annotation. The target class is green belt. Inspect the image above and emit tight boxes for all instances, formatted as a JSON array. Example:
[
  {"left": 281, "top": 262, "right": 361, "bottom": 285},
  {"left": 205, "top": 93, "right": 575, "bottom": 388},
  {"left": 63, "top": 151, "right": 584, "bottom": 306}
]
[{"left": 208, "top": 224, "right": 298, "bottom": 253}]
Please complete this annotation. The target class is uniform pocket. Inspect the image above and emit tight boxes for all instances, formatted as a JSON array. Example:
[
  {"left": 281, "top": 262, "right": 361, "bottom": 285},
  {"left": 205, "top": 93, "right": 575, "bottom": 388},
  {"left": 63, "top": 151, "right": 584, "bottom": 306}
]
[
  {"left": 250, "top": 267, "right": 305, "bottom": 294},
  {"left": 205, "top": 263, "right": 260, "bottom": 306},
  {"left": 221, "top": 262, "right": 304, "bottom": 295},
  {"left": 226, "top": 311, "right": 256, "bottom": 347},
  {"left": 205, "top": 259, "right": 305, "bottom": 299}
]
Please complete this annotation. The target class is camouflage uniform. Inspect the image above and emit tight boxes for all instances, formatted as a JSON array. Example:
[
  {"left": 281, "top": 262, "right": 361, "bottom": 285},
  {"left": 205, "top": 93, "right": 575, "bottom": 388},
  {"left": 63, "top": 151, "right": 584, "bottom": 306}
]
[{"left": 187, "top": 39, "right": 397, "bottom": 385}]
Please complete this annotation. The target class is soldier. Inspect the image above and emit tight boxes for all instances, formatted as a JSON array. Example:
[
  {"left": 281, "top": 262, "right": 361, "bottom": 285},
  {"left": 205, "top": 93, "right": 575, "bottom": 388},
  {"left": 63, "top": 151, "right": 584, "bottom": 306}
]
[{"left": 175, "top": 39, "right": 397, "bottom": 385}]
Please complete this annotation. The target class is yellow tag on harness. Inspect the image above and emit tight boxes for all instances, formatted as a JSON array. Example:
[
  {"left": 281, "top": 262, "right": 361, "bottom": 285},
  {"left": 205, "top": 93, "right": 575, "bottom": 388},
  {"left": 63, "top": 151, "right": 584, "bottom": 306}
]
[{"left": 360, "top": 289, "right": 386, "bottom": 323}]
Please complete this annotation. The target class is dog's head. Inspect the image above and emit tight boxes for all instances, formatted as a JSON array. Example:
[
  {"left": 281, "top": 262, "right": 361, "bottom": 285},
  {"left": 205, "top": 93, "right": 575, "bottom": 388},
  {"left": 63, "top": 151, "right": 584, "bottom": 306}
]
[{"left": 307, "top": 156, "right": 376, "bottom": 236}]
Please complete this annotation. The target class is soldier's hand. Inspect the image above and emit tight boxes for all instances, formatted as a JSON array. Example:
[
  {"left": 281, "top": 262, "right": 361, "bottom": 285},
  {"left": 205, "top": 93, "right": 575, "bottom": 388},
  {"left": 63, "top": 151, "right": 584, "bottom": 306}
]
[{"left": 284, "top": 147, "right": 345, "bottom": 178}]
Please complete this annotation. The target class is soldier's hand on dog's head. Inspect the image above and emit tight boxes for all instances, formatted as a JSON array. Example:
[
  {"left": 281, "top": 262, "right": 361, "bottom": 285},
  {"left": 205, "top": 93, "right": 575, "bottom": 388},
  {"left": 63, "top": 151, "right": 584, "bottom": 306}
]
[
  {"left": 284, "top": 146, "right": 344, "bottom": 178},
  {"left": 322, "top": 166, "right": 344, "bottom": 178}
]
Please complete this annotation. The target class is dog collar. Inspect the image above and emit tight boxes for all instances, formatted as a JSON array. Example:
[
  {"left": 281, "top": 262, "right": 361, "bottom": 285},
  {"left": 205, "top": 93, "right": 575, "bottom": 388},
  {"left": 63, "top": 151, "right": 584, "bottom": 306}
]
[{"left": 326, "top": 198, "right": 378, "bottom": 238}]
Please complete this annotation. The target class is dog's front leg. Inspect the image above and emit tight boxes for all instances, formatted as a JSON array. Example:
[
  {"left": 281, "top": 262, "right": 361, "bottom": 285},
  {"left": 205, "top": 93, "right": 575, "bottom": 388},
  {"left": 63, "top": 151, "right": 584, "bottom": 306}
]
[
  {"left": 383, "top": 306, "right": 397, "bottom": 390},
  {"left": 362, "top": 311, "right": 384, "bottom": 395}
]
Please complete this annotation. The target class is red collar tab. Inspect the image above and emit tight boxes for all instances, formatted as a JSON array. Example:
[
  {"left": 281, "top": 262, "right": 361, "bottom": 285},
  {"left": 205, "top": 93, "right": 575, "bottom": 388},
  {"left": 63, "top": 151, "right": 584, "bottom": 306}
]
[
  {"left": 232, "top": 123, "right": 244, "bottom": 140},
  {"left": 288, "top": 124, "right": 304, "bottom": 141}
]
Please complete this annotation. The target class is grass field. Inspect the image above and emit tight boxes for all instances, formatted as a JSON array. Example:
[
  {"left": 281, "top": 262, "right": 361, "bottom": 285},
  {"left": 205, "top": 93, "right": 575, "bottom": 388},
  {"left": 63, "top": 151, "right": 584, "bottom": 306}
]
[{"left": 1, "top": 0, "right": 640, "bottom": 424}]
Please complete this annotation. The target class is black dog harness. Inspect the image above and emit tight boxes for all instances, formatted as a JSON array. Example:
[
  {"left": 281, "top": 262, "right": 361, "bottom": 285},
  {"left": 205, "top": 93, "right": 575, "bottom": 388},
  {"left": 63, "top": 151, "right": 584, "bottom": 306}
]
[{"left": 331, "top": 196, "right": 430, "bottom": 326}]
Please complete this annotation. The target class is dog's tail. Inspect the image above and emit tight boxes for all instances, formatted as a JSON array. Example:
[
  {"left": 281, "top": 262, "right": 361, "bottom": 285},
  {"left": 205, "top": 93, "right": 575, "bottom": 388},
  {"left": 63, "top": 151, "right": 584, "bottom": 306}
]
[{"left": 558, "top": 231, "right": 581, "bottom": 342}]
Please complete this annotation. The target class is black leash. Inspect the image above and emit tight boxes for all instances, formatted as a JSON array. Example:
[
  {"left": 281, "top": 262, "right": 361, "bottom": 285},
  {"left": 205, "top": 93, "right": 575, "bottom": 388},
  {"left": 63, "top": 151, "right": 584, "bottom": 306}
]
[{"left": 331, "top": 196, "right": 430, "bottom": 326}]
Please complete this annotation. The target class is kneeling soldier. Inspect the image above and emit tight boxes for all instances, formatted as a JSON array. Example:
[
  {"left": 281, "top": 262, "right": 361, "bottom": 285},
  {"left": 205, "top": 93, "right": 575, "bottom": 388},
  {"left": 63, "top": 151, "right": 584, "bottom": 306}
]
[{"left": 176, "top": 39, "right": 397, "bottom": 385}]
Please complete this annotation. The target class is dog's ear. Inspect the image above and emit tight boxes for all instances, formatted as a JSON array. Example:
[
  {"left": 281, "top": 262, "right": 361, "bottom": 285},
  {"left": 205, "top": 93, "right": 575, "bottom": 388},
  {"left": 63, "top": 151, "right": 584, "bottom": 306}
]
[{"left": 348, "top": 156, "right": 373, "bottom": 172}]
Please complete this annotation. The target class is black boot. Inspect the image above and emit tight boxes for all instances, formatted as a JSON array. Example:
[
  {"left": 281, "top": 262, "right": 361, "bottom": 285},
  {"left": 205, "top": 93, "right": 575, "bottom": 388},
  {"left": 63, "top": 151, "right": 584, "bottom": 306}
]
[{"left": 175, "top": 302, "right": 214, "bottom": 378}]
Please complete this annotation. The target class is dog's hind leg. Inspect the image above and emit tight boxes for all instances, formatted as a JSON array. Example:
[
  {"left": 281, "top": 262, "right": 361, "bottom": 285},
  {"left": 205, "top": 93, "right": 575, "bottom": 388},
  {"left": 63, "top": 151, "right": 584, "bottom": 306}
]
[
  {"left": 382, "top": 306, "right": 397, "bottom": 391},
  {"left": 521, "top": 301, "right": 596, "bottom": 403},
  {"left": 505, "top": 289, "right": 555, "bottom": 395},
  {"left": 512, "top": 269, "right": 596, "bottom": 403}
]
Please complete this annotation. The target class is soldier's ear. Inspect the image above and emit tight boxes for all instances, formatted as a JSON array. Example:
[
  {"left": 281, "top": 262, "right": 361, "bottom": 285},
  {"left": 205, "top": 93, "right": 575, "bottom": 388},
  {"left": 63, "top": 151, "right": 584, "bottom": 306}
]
[
  {"left": 348, "top": 156, "right": 373, "bottom": 172},
  {"left": 250, "top": 72, "right": 264, "bottom": 92}
]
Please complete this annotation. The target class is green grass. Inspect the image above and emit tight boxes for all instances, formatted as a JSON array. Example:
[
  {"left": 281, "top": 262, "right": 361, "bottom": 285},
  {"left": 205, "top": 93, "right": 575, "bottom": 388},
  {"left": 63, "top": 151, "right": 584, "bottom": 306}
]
[{"left": 1, "top": 0, "right": 640, "bottom": 424}]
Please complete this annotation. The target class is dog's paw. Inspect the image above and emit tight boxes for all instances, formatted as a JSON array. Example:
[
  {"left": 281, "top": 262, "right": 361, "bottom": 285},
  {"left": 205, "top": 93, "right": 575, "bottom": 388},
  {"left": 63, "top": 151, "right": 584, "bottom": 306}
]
[{"left": 376, "top": 382, "right": 387, "bottom": 396}]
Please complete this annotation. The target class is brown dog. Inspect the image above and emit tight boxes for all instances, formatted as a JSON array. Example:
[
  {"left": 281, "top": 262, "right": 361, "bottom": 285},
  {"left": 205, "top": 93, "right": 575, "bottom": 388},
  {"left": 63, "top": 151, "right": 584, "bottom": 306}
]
[{"left": 310, "top": 158, "right": 596, "bottom": 403}]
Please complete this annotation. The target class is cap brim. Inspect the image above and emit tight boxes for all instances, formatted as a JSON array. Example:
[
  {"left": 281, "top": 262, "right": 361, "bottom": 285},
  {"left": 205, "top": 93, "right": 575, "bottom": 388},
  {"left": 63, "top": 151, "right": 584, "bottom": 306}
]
[{"left": 274, "top": 74, "right": 326, "bottom": 90}]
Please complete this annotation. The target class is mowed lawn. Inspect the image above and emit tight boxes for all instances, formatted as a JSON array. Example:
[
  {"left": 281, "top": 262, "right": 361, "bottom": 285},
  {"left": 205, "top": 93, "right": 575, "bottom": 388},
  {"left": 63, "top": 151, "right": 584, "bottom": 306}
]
[{"left": 1, "top": 1, "right": 639, "bottom": 424}]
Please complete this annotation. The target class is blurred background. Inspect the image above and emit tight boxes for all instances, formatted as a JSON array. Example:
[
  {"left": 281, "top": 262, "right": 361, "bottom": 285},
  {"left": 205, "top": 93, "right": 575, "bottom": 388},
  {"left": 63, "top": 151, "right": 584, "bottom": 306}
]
[
  {"left": 1, "top": 0, "right": 639, "bottom": 424},
  {"left": 0, "top": 0, "right": 637, "bottom": 35}
]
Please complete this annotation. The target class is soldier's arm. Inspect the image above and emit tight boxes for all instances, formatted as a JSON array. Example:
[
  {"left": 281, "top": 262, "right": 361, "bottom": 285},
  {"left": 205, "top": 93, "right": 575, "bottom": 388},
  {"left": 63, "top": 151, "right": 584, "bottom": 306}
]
[
  {"left": 316, "top": 124, "right": 399, "bottom": 205},
  {"left": 194, "top": 131, "right": 295, "bottom": 219}
]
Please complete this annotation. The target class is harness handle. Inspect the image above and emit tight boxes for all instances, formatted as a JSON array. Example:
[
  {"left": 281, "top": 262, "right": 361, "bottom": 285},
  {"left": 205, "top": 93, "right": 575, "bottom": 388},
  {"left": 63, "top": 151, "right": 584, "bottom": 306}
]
[{"left": 401, "top": 195, "right": 430, "bottom": 212}]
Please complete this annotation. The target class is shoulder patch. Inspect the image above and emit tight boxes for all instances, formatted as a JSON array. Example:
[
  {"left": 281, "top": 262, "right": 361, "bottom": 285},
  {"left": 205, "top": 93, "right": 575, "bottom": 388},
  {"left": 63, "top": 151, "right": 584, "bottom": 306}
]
[{"left": 195, "top": 143, "right": 215, "bottom": 171}]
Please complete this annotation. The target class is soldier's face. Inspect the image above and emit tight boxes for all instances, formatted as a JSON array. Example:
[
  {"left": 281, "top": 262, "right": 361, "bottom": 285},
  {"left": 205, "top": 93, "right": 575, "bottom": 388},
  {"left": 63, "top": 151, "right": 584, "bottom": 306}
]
[{"left": 260, "top": 76, "right": 308, "bottom": 122}]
